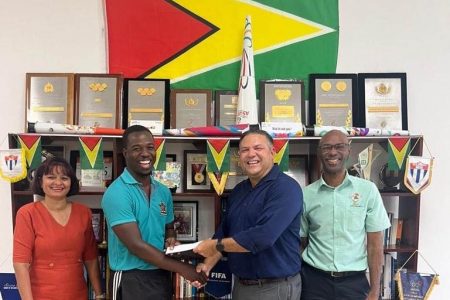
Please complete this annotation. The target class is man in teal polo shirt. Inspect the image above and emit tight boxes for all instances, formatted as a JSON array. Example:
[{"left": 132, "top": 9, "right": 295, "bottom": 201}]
[
  {"left": 102, "top": 125, "right": 206, "bottom": 300},
  {"left": 300, "top": 130, "right": 390, "bottom": 300}
]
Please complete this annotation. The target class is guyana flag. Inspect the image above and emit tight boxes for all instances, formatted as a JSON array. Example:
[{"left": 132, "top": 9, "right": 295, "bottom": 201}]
[{"left": 105, "top": 0, "right": 338, "bottom": 95}]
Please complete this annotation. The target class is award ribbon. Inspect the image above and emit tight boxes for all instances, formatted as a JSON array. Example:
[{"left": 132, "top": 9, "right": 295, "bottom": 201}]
[
  {"left": 153, "top": 138, "right": 166, "bottom": 171},
  {"left": 273, "top": 139, "right": 289, "bottom": 171},
  {"left": 206, "top": 139, "right": 231, "bottom": 195},
  {"left": 18, "top": 134, "right": 42, "bottom": 170},
  {"left": 0, "top": 149, "right": 27, "bottom": 183},
  {"left": 388, "top": 137, "right": 411, "bottom": 171}
]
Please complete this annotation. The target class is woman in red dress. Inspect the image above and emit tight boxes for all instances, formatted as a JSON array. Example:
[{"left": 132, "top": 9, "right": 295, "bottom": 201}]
[{"left": 13, "top": 157, "right": 104, "bottom": 299}]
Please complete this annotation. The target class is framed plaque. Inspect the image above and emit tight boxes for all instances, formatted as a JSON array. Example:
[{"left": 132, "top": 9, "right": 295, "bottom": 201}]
[
  {"left": 358, "top": 73, "right": 407, "bottom": 130},
  {"left": 309, "top": 74, "right": 358, "bottom": 127},
  {"left": 170, "top": 89, "right": 212, "bottom": 129},
  {"left": 183, "top": 150, "right": 211, "bottom": 192},
  {"left": 259, "top": 80, "right": 305, "bottom": 124},
  {"left": 225, "top": 146, "right": 247, "bottom": 191},
  {"left": 284, "top": 155, "right": 309, "bottom": 187},
  {"left": 25, "top": 73, "right": 75, "bottom": 130},
  {"left": 173, "top": 201, "right": 198, "bottom": 242},
  {"left": 122, "top": 78, "right": 170, "bottom": 132},
  {"left": 74, "top": 74, "right": 123, "bottom": 128},
  {"left": 214, "top": 90, "right": 238, "bottom": 126},
  {"left": 90, "top": 208, "right": 104, "bottom": 243}
]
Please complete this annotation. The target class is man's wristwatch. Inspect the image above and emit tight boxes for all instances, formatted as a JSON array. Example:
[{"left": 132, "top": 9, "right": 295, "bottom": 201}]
[{"left": 216, "top": 238, "right": 225, "bottom": 252}]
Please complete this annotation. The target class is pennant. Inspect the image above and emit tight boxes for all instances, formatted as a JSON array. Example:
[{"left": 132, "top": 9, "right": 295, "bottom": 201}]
[
  {"left": 0, "top": 149, "right": 27, "bottom": 183},
  {"left": 404, "top": 156, "right": 433, "bottom": 194},
  {"left": 388, "top": 137, "right": 411, "bottom": 171},
  {"left": 396, "top": 270, "right": 439, "bottom": 300},
  {"left": 17, "top": 134, "right": 42, "bottom": 169},
  {"left": 207, "top": 139, "right": 231, "bottom": 195},
  {"left": 236, "top": 16, "right": 258, "bottom": 125},
  {"left": 206, "top": 140, "right": 231, "bottom": 172},
  {"left": 204, "top": 257, "right": 232, "bottom": 298},
  {"left": 273, "top": 139, "right": 289, "bottom": 171},
  {"left": 154, "top": 138, "right": 166, "bottom": 171},
  {"left": 79, "top": 137, "right": 103, "bottom": 169}
]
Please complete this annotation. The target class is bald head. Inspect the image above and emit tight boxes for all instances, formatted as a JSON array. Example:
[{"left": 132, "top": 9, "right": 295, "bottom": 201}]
[{"left": 319, "top": 130, "right": 349, "bottom": 147}]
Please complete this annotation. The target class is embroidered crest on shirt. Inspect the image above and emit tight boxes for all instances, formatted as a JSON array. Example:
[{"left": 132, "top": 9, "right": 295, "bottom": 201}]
[
  {"left": 159, "top": 202, "right": 167, "bottom": 216},
  {"left": 351, "top": 192, "right": 361, "bottom": 207}
]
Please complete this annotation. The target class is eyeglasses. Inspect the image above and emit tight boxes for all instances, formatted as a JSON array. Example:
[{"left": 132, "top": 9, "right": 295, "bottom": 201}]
[{"left": 318, "top": 143, "right": 350, "bottom": 153}]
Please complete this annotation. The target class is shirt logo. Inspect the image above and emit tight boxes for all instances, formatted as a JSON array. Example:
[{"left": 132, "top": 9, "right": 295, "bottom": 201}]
[
  {"left": 159, "top": 202, "right": 167, "bottom": 216},
  {"left": 351, "top": 192, "right": 361, "bottom": 207}
]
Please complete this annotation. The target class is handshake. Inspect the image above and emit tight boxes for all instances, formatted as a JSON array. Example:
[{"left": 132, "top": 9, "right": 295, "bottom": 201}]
[{"left": 165, "top": 239, "right": 222, "bottom": 288}]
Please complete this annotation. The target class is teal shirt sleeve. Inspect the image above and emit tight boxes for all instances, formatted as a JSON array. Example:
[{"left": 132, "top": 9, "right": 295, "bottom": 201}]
[{"left": 102, "top": 185, "right": 136, "bottom": 228}]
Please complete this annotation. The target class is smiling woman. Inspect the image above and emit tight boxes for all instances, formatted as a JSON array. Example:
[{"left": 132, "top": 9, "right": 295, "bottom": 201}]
[{"left": 13, "top": 157, "right": 104, "bottom": 300}]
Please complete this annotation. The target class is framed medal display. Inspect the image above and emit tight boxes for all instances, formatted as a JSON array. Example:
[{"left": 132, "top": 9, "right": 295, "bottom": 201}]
[
  {"left": 309, "top": 73, "right": 359, "bottom": 127},
  {"left": 358, "top": 73, "right": 408, "bottom": 130},
  {"left": 183, "top": 150, "right": 211, "bottom": 192}
]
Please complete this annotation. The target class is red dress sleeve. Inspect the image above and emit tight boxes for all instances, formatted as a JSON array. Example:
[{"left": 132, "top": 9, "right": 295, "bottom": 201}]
[{"left": 13, "top": 204, "right": 35, "bottom": 263}]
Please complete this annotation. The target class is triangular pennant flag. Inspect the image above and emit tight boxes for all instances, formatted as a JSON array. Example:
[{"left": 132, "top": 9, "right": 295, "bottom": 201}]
[
  {"left": 388, "top": 137, "right": 411, "bottom": 171},
  {"left": 404, "top": 156, "right": 433, "bottom": 194},
  {"left": 396, "top": 270, "right": 439, "bottom": 300},
  {"left": 236, "top": 15, "right": 258, "bottom": 125},
  {"left": 17, "top": 135, "right": 42, "bottom": 169},
  {"left": 79, "top": 136, "right": 103, "bottom": 169},
  {"left": 273, "top": 139, "right": 289, "bottom": 171},
  {"left": 208, "top": 172, "right": 229, "bottom": 196},
  {"left": 154, "top": 138, "right": 166, "bottom": 171},
  {"left": 206, "top": 140, "right": 230, "bottom": 172},
  {"left": 0, "top": 149, "right": 27, "bottom": 183}
]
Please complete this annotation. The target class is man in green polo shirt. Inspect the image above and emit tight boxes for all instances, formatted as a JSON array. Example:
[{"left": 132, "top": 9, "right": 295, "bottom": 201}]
[{"left": 300, "top": 130, "right": 390, "bottom": 300}]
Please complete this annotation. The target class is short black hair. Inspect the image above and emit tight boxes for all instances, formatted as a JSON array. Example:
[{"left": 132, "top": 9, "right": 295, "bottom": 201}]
[
  {"left": 123, "top": 125, "right": 153, "bottom": 149},
  {"left": 31, "top": 157, "right": 79, "bottom": 197},
  {"left": 239, "top": 129, "right": 273, "bottom": 147}
]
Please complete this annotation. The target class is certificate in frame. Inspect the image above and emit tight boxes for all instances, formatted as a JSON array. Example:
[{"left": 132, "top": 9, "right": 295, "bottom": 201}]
[
  {"left": 214, "top": 90, "right": 238, "bottom": 126},
  {"left": 74, "top": 74, "right": 123, "bottom": 128},
  {"left": 309, "top": 73, "right": 359, "bottom": 127},
  {"left": 284, "top": 155, "right": 309, "bottom": 187},
  {"left": 183, "top": 150, "right": 211, "bottom": 192},
  {"left": 358, "top": 73, "right": 407, "bottom": 130},
  {"left": 173, "top": 201, "right": 198, "bottom": 242},
  {"left": 25, "top": 73, "right": 75, "bottom": 130},
  {"left": 122, "top": 78, "right": 170, "bottom": 131},
  {"left": 259, "top": 80, "right": 305, "bottom": 124},
  {"left": 170, "top": 89, "right": 212, "bottom": 129}
]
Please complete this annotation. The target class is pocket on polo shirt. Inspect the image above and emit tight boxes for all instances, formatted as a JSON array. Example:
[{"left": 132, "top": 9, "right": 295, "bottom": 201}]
[{"left": 345, "top": 206, "right": 366, "bottom": 232}]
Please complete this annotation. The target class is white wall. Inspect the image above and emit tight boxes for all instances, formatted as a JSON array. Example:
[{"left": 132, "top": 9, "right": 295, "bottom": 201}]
[{"left": 1, "top": 0, "right": 449, "bottom": 298}]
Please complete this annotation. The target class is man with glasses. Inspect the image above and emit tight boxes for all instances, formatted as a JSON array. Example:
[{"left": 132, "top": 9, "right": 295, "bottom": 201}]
[{"left": 300, "top": 130, "right": 390, "bottom": 300}]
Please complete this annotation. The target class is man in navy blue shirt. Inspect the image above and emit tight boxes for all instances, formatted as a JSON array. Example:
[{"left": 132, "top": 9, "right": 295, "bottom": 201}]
[{"left": 194, "top": 129, "right": 303, "bottom": 300}]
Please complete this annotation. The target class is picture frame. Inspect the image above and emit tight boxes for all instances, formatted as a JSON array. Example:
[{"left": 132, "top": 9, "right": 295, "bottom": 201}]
[
  {"left": 69, "top": 150, "right": 114, "bottom": 187},
  {"left": 225, "top": 146, "right": 247, "bottom": 191},
  {"left": 170, "top": 89, "right": 212, "bottom": 129},
  {"left": 309, "top": 73, "right": 359, "bottom": 127},
  {"left": 25, "top": 73, "right": 75, "bottom": 131},
  {"left": 214, "top": 90, "right": 238, "bottom": 126},
  {"left": 284, "top": 155, "right": 309, "bottom": 187},
  {"left": 74, "top": 73, "right": 123, "bottom": 128},
  {"left": 358, "top": 73, "right": 408, "bottom": 130},
  {"left": 122, "top": 78, "right": 170, "bottom": 133},
  {"left": 183, "top": 150, "right": 211, "bottom": 192},
  {"left": 173, "top": 201, "right": 198, "bottom": 242},
  {"left": 259, "top": 80, "right": 305, "bottom": 124},
  {"left": 90, "top": 208, "right": 104, "bottom": 243},
  {"left": 152, "top": 154, "right": 181, "bottom": 191}
]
